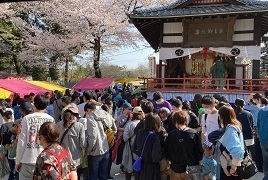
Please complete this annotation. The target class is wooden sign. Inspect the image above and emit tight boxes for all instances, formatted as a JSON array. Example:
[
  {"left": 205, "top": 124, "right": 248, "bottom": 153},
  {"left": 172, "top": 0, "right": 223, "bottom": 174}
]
[
  {"left": 182, "top": 18, "right": 236, "bottom": 48},
  {"left": 148, "top": 57, "right": 156, "bottom": 78}
]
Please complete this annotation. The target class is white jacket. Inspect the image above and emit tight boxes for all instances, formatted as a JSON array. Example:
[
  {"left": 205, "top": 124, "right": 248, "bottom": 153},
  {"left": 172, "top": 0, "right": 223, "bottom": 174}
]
[
  {"left": 86, "top": 109, "right": 115, "bottom": 156},
  {"left": 16, "top": 112, "right": 54, "bottom": 165}
]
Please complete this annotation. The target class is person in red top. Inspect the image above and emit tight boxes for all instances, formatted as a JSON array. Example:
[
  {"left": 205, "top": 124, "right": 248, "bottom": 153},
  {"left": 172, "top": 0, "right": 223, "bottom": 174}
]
[
  {"left": 131, "top": 94, "right": 139, "bottom": 107},
  {"left": 33, "top": 122, "right": 77, "bottom": 180}
]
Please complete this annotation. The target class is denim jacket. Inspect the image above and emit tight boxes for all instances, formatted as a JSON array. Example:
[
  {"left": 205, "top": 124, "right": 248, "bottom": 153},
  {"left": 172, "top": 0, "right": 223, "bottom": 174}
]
[{"left": 222, "top": 125, "right": 245, "bottom": 166}]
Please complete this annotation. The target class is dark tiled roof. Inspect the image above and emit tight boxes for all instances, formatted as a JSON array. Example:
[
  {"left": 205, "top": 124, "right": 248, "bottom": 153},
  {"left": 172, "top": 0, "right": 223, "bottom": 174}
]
[{"left": 131, "top": 0, "right": 268, "bottom": 18}]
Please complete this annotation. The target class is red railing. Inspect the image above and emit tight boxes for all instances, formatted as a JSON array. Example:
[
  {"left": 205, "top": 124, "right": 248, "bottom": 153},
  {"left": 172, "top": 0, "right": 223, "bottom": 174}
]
[{"left": 139, "top": 77, "right": 268, "bottom": 93}]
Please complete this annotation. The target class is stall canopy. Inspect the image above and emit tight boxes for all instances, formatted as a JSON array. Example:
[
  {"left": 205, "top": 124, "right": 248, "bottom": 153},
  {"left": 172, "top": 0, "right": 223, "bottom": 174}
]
[
  {"left": 0, "top": 88, "right": 12, "bottom": 99},
  {"left": 73, "top": 78, "right": 115, "bottom": 91},
  {"left": 0, "top": 80, "right": 48, "bottom": 97},
  {"left": 26, "top": 81, "right": 67, "bottom": 94}
]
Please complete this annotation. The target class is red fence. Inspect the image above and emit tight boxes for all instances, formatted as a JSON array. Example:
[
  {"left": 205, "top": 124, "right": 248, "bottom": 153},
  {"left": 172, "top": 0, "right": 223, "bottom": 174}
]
[{"left": 139, "top": 77, "right": 268, "bottom": 93}]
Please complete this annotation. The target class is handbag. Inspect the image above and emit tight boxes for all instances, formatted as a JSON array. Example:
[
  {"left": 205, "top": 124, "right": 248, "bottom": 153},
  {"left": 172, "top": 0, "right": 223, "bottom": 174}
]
[
  {"left": 236, "top": 150, "right": 258, "bottom": 179},
  {"left": 235, "top": 129, "right": 258, "bottom": 179},
  {"left": 133, "top": 131, "right": 153, "bottom": 172}
]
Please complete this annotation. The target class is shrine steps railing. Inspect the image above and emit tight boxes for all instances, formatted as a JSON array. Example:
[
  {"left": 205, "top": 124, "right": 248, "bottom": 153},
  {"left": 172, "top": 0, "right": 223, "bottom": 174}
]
[{"left": 138, "top": 77, "right": 268, "bottom": 93}]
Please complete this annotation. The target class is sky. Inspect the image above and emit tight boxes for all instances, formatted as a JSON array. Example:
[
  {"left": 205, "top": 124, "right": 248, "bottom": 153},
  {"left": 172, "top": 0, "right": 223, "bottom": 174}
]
[
  {"left": 101, "top": 46, "right": 159, "bottom": 69},
  {"left": 76, "top": 44, "right": 159, "bottom": 69}
]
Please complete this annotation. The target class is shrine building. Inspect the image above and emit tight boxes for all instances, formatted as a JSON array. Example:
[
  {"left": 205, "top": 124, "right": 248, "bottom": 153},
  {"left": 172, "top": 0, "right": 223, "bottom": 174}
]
[{"left": 128, "top": 0, "right": 268, "bottom": 102}]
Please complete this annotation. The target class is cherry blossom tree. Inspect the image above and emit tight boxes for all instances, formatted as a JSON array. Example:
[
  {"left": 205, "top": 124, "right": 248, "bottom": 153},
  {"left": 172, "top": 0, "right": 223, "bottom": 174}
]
[{"left": 0, "top": 0, "right": 174, "bottom": 78}]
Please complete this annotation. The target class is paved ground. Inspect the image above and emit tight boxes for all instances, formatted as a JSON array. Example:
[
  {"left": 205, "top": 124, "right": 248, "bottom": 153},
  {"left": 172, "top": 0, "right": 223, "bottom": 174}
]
[{"left": 110, "top": 164, "right": 264, "bottom": 180}]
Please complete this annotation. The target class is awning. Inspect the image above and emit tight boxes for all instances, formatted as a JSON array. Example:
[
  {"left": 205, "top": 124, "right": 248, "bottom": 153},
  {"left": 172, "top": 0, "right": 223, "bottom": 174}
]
[
  {"left": 0, "top": 88, "right": 12, "bottom": 99},
  {"left": 26, "top": 81, "right": 67, "bottom": 94},
  {"left": 73, "top": 78, "right": 115, "bottom": 91},
  {"left": 0, "top": 80, "right": 49, "bottom": 97}
]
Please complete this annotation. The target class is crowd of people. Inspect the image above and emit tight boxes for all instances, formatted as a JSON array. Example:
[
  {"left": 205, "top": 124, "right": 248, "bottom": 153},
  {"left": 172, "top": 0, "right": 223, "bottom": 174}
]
[{"left": 0, "top": 86, "right": 267, "bottom": 180}]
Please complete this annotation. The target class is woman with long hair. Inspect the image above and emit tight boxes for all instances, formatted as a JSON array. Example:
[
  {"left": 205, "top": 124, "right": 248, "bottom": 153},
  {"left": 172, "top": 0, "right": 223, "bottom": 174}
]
[
  {"left": 218, "top": 106, "right": 245, "bottom": 180},
  {"left": 133, "top": 114, "right": 163, "bottom": 180}
]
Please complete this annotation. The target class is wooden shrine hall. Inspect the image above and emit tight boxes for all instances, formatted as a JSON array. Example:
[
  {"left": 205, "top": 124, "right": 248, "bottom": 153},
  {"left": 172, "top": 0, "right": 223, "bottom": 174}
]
[{"left": 128, "top": 0, "right": 268, "bottom": 102}]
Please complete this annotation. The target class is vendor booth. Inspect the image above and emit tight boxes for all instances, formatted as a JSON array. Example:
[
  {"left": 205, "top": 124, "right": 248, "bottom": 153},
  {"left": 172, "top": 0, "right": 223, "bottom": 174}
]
[
  {"left": 0, "top": 88, "right": 12, "bottom": 99},
  {"left": 26, "top": 81, "right": 67, "bottom": 94},
  {"left": 0, "top": 80, "right": 49, "bottom": 97},
  {"left": 73, "top": 78, "right": 115, "bottom": 91}
]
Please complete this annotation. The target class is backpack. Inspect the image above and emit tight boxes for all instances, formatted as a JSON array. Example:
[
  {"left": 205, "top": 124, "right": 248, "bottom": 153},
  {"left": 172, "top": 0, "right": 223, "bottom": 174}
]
[
  {"left": 43, "top": 148, "right": 71, "bottom": 180},
  {"left": 101, "top": 114, "right": 116, "bottom": 149},
  {"left": 208, "top": 129, "right": 225, "bottom": 163},
  {"left": 103, "top": 124, "right": 115, "bottom": 148}
]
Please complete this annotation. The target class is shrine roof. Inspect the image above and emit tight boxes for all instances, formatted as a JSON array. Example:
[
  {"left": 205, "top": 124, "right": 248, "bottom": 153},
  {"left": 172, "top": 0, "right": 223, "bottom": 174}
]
[{"left": 129, "top": 0, "right": 268, "bottom": 18}]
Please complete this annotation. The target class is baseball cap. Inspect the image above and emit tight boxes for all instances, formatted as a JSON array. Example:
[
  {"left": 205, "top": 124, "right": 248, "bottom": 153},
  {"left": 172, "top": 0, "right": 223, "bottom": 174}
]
[
  {"left": 20, "top": 102, "right": 34, "bottom": 113},
  {"left": 133, "top": 106, "right": 143, "bottom": 114},
  {"left": 66, "top": 106, "right": 79, "bottom": 115},
  {"left": 122, "top": 103, "right": 132, "bottom": 109}
]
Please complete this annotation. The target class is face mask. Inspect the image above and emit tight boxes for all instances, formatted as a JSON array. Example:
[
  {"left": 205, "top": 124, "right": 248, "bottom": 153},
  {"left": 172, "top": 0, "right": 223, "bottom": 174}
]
[
  {"left": 203, "top": 108, "right": 212, "bottom": 114},
  {"left": 257, "top": 104, "right": 261, "bottom": 108}
]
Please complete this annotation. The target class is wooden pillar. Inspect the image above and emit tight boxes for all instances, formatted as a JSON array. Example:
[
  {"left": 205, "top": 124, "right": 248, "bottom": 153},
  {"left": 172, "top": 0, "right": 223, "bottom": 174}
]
[
  {"left": 159, "top": 60, "right": 163, "bottom": 88},
  {"left": 159, "top": 60, "right": 163, "bottom": 78},
  {"left": 252, "top": 59, "right": 260, "bottom": 91},
  {"left": 252, "top": 60, "right": 260, "bottom": 79}
]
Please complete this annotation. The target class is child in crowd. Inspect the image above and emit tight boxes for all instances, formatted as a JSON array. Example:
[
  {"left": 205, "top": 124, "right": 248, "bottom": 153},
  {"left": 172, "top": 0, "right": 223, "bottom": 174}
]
[
  {"left": 0, "top": 145, "right": 10, "bottom": 180},
  {"left": 202, "top": 141, "right": 217, "bottom": 180}
]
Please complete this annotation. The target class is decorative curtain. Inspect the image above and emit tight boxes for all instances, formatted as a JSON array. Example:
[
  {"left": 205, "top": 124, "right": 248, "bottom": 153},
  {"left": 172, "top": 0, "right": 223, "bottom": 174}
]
[
  {"left": 209, "top": 46, "right": 261, "bottom": 60},
  {"left": 159, "top": 47, "right": 203, "bottom": 60},
  {"left": 159, "top": 46, "right": 261, "bottom": 60}
]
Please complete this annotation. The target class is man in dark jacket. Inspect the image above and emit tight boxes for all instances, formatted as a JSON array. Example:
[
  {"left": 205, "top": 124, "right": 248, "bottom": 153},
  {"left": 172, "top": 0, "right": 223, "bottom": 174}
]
[
  {"left": 134, "top": 100, "right": 154, "bottom": 135},
  {"left": 235, "top": 99, "right": 254, "bottom": 150}
]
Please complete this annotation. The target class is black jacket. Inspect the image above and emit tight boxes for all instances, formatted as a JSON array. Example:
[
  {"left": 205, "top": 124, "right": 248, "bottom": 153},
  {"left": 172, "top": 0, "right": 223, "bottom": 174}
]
[
  {"left": 165, "top": 128, "right": 203, "bottom": 166},
  {"left": 236, "top": 110, "right": 254, "bottom": 140},
  {"left": 133, "top": 129, "right": 162, "bottom": 180}
]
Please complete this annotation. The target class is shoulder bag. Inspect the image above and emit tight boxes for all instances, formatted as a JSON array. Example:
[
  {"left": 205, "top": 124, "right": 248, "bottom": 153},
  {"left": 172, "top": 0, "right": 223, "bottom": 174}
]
[
  {"left": 60, "top": 122, "right": 76, "bottom": 145},
  {"left": 133, "top": 131, "right": 153, "bottom": 172}
]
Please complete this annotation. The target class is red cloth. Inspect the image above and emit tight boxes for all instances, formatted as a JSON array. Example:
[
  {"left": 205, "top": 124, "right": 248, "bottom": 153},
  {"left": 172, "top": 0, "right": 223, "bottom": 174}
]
[
  {"left": 73, "top": 78, "right": 114, "bottom": 91},
  {"left": 0, "top": 80, "right": 49, "bottom": 97}
]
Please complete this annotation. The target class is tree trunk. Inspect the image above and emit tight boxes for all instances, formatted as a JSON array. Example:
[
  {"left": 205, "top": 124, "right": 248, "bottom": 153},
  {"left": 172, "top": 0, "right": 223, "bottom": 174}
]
[
  {"left": 64, "top": 56, "right": 69, "bottom": 83},
  {"left": 93, "top": 37, "right": 102, "bottom": 78},
  {"left": 49, "top": 55, "right": 59, "bottom": 81},
  {"left": 12, "top": 55, "right": 21, "bottom": 75}
]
